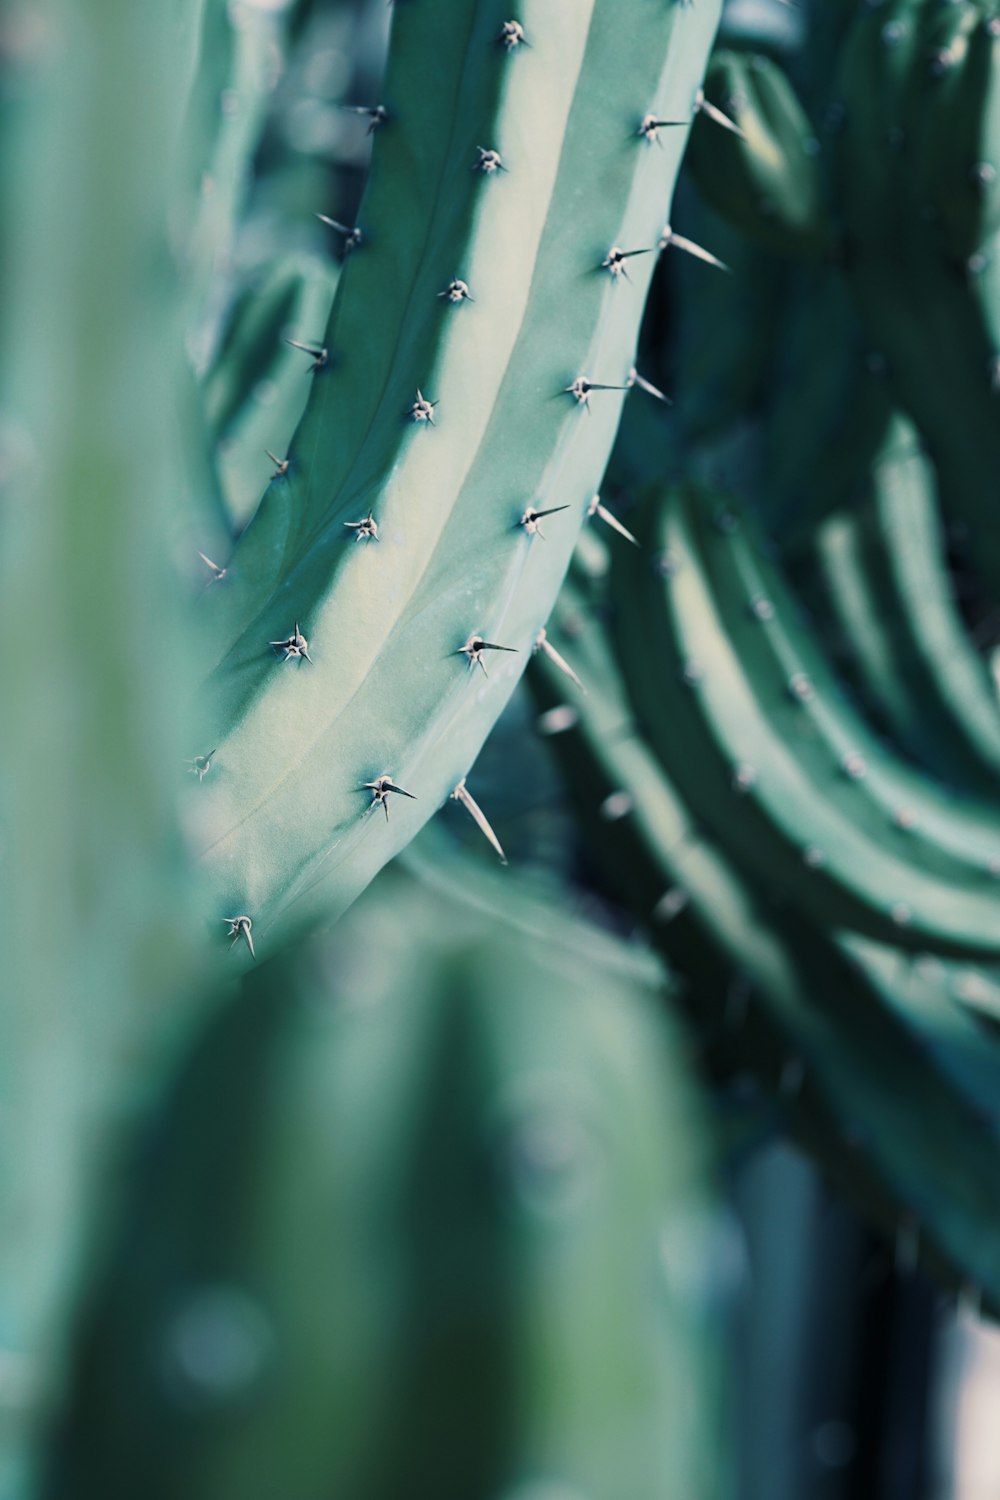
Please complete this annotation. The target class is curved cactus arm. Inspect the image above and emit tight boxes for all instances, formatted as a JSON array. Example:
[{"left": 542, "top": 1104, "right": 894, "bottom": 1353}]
[
  {"left": 836, "top": 0, "right": 1000, "bottom": 593},
  {"left": 188, "top": 0, "right": 724, "bottom": 959},
  {"left": 609, "top": 485, "right": 1000, "bottom": 959},
  {"left": 807, "top": 419, "right": 1000, "bottom": 793},
  {"left": 527, "top": 564, "right": 1000, "bottom": 1311},
  {"left": 692, "top": 489, "right": 1000, "bottom": 868}
]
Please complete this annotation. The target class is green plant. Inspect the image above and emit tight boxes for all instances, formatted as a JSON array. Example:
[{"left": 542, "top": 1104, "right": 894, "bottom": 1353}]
[
  {"left": 7, "top": 0, "right": 1000, "bottom": 1493},
  {"left": 42, "top": 846, "right": 728, "bottom": 1500},
  {"left": 528, "top": 512, "right": 1000, "bottom": 1308},
  {"left": 189, "top": 0, "right": 724, "bottom": 958},
  {"left": 0, "top": 1, "right": 727, "bottom": 1492},
  {"left": 522, "top": 0, "right": 1000, "bottom": 1309}
]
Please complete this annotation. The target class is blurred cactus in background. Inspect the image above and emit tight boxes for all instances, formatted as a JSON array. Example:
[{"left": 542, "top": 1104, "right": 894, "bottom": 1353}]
[{"left": 3, "top": 0, "right": 1000, "bottom": 1496}]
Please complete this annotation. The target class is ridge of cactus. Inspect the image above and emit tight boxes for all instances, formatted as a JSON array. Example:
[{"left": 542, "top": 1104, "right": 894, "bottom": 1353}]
[
  {"left": 608, "top": 484, "right": 1000, "bottom": 958},
  {"left": 42, "top": 852, "right": 727, "bottom": 1500},
  {"left": 527, "top": 552, "right": 1000, "bottom": 1310},
  {"left": 186, "top": 0, "right": 724, "bottom": 960},
  {"left": 836, "top": 0, "right": 1000, "bottom": 592},
  {"left": 805, "top": 417, "right": 1000, "bottom": 792}
]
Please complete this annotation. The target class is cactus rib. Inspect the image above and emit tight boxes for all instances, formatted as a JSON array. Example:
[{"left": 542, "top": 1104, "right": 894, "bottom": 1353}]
[{"left": 189, "top": 0, "right": 724, "bottom": 956}]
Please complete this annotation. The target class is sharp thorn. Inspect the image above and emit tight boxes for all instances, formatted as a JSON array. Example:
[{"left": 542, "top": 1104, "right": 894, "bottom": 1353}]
[
  {"left": 588, "top": 494, "right": 639, "bottom": 545},
  {"left": 534, "top": 628, "right": 584, "bottom": 691},
  {"left": 660, "top": 226, "right": 732, "bottom": 272},
  {"left": 451, "top": 779, "right": 508, "bottom": 864}
]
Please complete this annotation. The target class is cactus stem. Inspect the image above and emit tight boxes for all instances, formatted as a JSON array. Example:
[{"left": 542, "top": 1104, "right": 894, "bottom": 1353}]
[
  {"left": 265, "top": 449, "right": 290, "bottom": 479},
  {"left": 270, "top": 624, "right": 313, "bottom": 662},
  {"left": 588, "top": 493, "right": 639, "bottom": 545},
  {"left": 602, "top": 245, "right": 652, "bottom": 281},
  {"left": 475, "top": 147, "right": 505, "bottom": 174},
  {"left": 339, "top": 103, "right": 388, "bottom": 134},
  {"left": 519, "top": 504, "right": 570, "bottom": 538},
  {"left": 197, "top": 550, "right": 227, "bottom": 582},
  {"left": 438, "top": 278, "right": 473, "bottom": 303},
  {"left": 450, "top": 779, "right": 508, "bottom": 863},
  {"left": 285, "top": 337, "right": 330, "bottom": 370},
  {"left": 362, "top": 774, "right": 416, "bottom": 822},
  {"left": 343, "top": 513, "right": 379, "bottom": 542},
  {"left": 407, "top": 389, "right": 437, "bottom": 424},
  {"left": 185, "top": 750, "right": 217, "bottom": 782},
  {"left": 498, "top": 20, "right": 527, "bottom": 51},
  {"left": 533, "top": 627, "right": 584, "bottom": 691},
  {"left": 458, "top": 633, "right": 517, "bottom": 676},
  {"left": 659, "top": 225, "right": 731, "bottom": 272},
  {"left": 223, "top": 915, "right": 255, "bottom": 959},
  {"left": 315, "top": 214, "right": 363, "bottom": 251}
]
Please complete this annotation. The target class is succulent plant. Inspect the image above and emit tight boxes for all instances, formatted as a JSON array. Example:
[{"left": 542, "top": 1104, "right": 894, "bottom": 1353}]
[
  {"left": 187, "top": 0, "right": 724, "bottom": 962},
  {"left": 7, "top": 0, "right": 1000, "bottom": 1492},
  {"left": 0, "top": 0, "right": 730, "bottom": 1490},
  {"left": 527, "top": 521, "right": 1000, "bottom": 1310},
  {"left": 42, "top": 847, "right": 728, "bottom": 1500}
]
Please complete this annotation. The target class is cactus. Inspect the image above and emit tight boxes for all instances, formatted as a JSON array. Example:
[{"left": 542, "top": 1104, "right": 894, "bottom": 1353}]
[
  {"left": 803, "top": 416, "right": 1000, "bottom": 793},
  {"left": 519, "top": 0, "right": 1000, "bottom": 1317},
  {"left": 202, "top": 251, "right": 339, "bottom": 530},
  {"left": 188, "top": 0, "right": 724, "bottom": 960},
  {"left": 41, "top": 850, "right": 729, "bottom": 1500},
  {"left": 607, "top": 483, "right": 1000, "bottom": 959},
  {"left": 9, "top": 0, "right": 1000, "bottom": 1490},
  {"left": 836, "top": 0, "right": 1000, "bottom": 591},
  {"left": 685, "top": 49, "right": 832, "bottom": 259},
  {"left": 0, "top": 4, "right": 205, "bottom": 1491},
  {"left": 178, "top": 0, "right": 300, "bottom": 358},
  {"left": 526, "top": 539, "right": 1000, "bottom": 1309}
]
